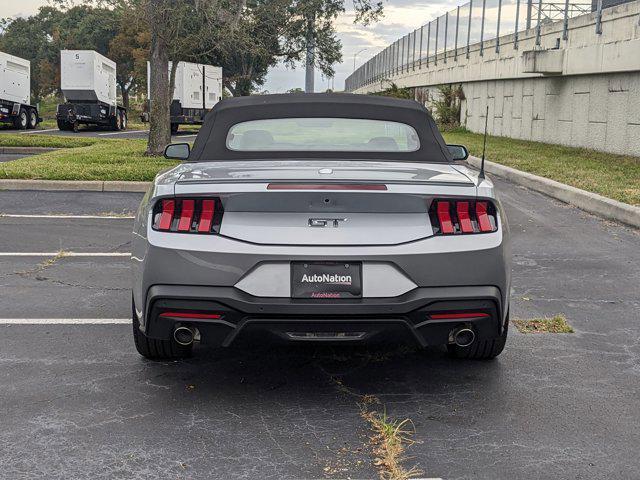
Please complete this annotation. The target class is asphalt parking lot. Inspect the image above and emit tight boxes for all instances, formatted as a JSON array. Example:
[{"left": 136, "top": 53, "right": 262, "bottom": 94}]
[{"left": 1, "top": 178, "right": 638, "bottom": 479}]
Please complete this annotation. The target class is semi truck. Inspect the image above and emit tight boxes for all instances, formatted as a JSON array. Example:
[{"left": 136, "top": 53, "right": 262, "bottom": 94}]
[
  {"left": 142, "top": 61, "right": 222, "bottom": 133},
  {"left": 56, "top": 50, "right": 126, "bottom": 132},
  {"left": 0, "top": 51, "right": 41, "bottom": 130}
]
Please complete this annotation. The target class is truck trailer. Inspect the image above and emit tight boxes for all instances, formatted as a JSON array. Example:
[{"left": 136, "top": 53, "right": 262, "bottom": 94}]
[
  {"left": 56, "top": 50, "right": 126, "bottom": 132},
  {"left": 142, "top": 61, "right": 222, "bottom": 133},
  {"left": 0, "top": 51, "right": 41, "bottom": 130}
]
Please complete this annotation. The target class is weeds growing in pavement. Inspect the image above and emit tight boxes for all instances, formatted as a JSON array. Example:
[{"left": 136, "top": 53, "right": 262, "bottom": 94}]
[
  {"left": 330, "top": 378, "right": 422, "bottom": 480},
  {"left": 513, "top": 314, "right": 574, "bottom": 334}
]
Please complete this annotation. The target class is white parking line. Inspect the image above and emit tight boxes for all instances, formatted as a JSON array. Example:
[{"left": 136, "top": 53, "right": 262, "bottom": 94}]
[
  {"left": 0, "top": 214, "right": 134, "bottom": 219},
  {"left": 20, "top": 128, "right": 59, "bottom": 134},
  {"left": 0, "top": 252, "right": 130, "bottom": 257},
  {"left": 0, "top": 318, "right": 131, "bottom": 324},
  {"left": 98, "top": 130, "right": 146, "bottom": 136}
]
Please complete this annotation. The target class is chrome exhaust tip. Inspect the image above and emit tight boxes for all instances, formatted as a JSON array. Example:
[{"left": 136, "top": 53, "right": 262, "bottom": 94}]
[
  {"left": 452, "top": 327, "right": 476, "bottom": 347},
  {"left": 173, "top": 326, "right": 195, "bottom": 346}
]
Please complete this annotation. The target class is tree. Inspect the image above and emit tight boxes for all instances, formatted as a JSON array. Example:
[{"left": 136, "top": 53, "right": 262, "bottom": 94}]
[
  {"left": 108, "top": 14, "right": 150, "bottom": 110},
  {"left": 142, "top": 0, "right": 245, "bottom": 155},
  {"left": 285, "top": 0, "right": 384, "bottom": 92},
  {"left": 204, "top": 0, "right": 286, "bottom": 96}
]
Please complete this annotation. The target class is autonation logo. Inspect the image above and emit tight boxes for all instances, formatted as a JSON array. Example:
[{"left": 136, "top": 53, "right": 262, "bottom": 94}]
[{"left": 301, "top": 273, "right": 352, "bottom": 285}]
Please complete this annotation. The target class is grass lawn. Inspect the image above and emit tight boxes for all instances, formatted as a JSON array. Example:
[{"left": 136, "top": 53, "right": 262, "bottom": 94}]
[
  {"left": 0, "top": 134, "right": 99, "bottom": 149},
  {"left": 443, "top": 129, "right": 640, "bottom": 206},
  {"left": 0, "top": 137, "right": 178, "bottom": 181},
  {"left": 1, "top": 129, "right": 639, "bottom": 204}
]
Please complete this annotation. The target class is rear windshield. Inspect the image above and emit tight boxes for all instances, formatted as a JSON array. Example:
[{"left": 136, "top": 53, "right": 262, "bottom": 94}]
[{"left": 226, "top": 118, "right": 420, "bottom": 152}]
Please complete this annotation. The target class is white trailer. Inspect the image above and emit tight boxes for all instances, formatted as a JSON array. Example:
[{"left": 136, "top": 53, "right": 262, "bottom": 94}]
[
  {"left": 56, "top": 50, "right": 126, "bottom": 132},
  {"left": 0, "top": 51, "right": 40, "bottom": 129},
  {"left": 142, "top": 61, "right": 222, "bottom": 133}
]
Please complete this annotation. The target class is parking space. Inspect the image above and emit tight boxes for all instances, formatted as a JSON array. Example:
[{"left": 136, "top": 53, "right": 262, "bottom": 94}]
[{"left": 0, "top": 179, "right": 638, "bottom": 479}]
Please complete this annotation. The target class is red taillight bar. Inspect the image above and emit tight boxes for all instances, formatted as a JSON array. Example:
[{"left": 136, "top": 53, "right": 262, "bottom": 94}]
[
  {"left": 158, "top": 199, "right": 175, "bottom": 231},
  {"left": 198, "top": 199, "right": 215, "bottom": 233},
  {"left": 436, "top": 201, "right": 454, "bottom": 234},
  {"left": 154, "top": 198, "right": 221, "bottom": 234},
  {"left": 159, "top": 312, "right": 222, "bottom": 319},
  {"left": 430, "top": 312, "right": 490, "bottom": 319},
  {"left": 456, "top": 201, "right": 474, "bottom": 233},
  {"left": 267, "top": 183, "right": 387, "bottom": 191},
  {"left": 431, "top": 199, "right": 497, "bottom": 235},
  {"left": 177, "top": 199, "right": 195, "bottom": 231},
  {"left": 476, "top": 201, "right": 493, "bottom": 232}
]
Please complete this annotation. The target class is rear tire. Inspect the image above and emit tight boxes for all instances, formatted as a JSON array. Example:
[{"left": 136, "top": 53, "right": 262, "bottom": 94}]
[
  {"left": 14, "top": 108, "right": 28, "bottom": 130},
  {"left": 447, "top": 316, "right": 508, "bottom": 360},
  {"left": 132, "top": 299, "right": 192, "bottom": 360},
  {"left": 27, "top": 109, "right": 38, "bottom": 129},
  {"left": 113, "top": 112, "right": 122, "bottom": 131}
]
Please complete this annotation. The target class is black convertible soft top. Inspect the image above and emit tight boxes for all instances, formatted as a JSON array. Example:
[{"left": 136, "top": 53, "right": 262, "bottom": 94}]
[{"left": 189, "top": 93, "right": 452, "bottom": 163}]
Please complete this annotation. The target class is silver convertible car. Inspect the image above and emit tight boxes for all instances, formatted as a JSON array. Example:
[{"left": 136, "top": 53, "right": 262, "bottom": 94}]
[{"left": 131, "top": 94, "right": 510, "bottom": 360}]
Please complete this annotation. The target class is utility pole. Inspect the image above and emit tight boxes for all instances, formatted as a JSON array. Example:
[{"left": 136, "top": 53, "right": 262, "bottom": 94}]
[{"left": 304, "top": 15, "right": 315, "bottom": 93}]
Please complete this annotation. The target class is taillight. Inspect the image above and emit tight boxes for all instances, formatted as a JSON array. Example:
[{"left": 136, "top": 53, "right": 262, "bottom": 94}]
[
  {"left": 152, "top": 198, "right": 223, "bottom": 234},
  {"left": 429, "top": 199, "right": 498, "bottom": 235}
]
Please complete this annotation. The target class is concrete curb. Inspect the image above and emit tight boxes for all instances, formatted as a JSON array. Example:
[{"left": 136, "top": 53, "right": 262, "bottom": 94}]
[
  {"left": 467, "top": 156, "right": 640, "bottom": 229},
  {"left": 0, "top": 179, "right": 151, "bottom": 193},
  {"left": 0, "top": 147, "right": 59, "bottom": 154}
]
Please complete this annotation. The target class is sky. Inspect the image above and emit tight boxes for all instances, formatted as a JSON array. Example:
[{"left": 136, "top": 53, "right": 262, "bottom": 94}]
[{"left": 1, "top": 0, "right": 459, "bottom": 92}]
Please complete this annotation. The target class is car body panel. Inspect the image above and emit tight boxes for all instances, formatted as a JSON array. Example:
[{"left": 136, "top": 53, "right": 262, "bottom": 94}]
[
  {"left": 175, "top": 160, "right": 475, "bottom": 186},
  {"left": 131, "top": 94, "right": 511, "bottom": 349}
]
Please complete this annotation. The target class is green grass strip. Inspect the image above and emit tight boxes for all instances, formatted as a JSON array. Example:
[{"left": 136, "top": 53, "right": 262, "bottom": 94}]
[
  {"left": 0, "top": 138, "right": 178, "bottom": 181},
  {"left": 443, "top": 129, "right": 640, "bottom": 206}
]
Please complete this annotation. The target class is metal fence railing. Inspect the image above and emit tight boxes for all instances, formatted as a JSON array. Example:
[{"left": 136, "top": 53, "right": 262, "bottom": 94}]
[{"left": 345, "top": 0, "right": 596, "bottom": 92}]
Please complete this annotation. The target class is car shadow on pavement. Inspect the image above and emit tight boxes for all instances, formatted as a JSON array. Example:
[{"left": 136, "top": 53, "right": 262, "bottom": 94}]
[{"left": 132, "top": 338, "right": 507, "bottom": 405}]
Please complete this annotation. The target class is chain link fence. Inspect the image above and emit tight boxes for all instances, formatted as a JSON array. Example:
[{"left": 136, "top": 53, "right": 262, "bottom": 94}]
[{"left": 345, "top": 0, "right": 598, "bottom": 92}]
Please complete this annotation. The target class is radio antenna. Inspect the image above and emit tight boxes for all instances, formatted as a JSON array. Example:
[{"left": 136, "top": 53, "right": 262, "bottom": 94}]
[{"left": 478, "top": 105, "right": 489, "bottom": 181}]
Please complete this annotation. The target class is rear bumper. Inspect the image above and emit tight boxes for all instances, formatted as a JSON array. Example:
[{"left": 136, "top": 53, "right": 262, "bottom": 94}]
[{"left": 141, "top": 284, "right": 507, "bottom": 347}]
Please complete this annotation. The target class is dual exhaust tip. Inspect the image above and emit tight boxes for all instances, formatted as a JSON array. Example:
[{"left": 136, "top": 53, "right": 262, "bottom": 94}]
[
  {"left": 175, "top": 324, "right": 476, "bottom": 348},
  {"left": 451, "top": 326, "right": 476, "bottom": 347}
]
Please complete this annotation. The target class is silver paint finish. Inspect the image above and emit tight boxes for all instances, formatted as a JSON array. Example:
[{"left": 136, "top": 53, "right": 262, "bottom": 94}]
[
  {"left": 175, "top": 160, "right": 475, "bottom": 185},
  {"left": 131, "top": 160, "right": 510, "bottom": 326},
  {"left": 220, "top": 212, "right": 432, "bottom": 245},
  {"left": 234, "top": 262, "right": 418, "bottom": 298}
]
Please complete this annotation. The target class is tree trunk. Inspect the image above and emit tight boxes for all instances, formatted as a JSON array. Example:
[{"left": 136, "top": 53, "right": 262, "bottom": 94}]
[
  {"left": 304, "top": 15, "right": 315, "bottom": 93},
  {"left": 146, "top": 0, "right": 171, "bottom": 156}
]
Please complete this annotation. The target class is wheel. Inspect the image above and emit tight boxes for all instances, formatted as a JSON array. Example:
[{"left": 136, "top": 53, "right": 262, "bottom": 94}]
[
  {"left": 113, "top": 112, "right": 122, "bottom": 131},
  {"left": 170, "top": 123, "right": 179, "bottom": 134},
  {"left": 56, "top": 119, "right": 68, "bottom": 131},
  {"left": 27, "top": 109, "right": 38, "bottom": 129},
  {"left": 132, "top": 299, "right": 192, "bottom": 360},
  {"left": 120, "top": 110, "right": 127, "bottom": 130},
  {"left": 447, "top": 316, "right": 509, "bottom": 360},
  {"left": 14, "top": 108, "right": 28, "bottom": 130}
]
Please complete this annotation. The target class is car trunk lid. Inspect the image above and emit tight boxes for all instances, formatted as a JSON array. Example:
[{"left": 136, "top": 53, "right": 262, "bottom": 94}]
[{"left": 172, "top": 160, "right": 476, "bottom": 245}]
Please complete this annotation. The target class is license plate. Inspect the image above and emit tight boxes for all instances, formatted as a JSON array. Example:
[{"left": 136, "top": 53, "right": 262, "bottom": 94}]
[{"left": 291, "top": 262, "right": 362, "bottom": 299}]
